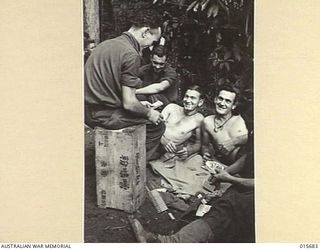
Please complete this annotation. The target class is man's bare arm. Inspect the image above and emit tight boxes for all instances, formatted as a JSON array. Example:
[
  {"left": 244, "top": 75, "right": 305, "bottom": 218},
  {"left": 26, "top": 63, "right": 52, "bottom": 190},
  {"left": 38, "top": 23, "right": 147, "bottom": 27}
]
[
  {"left": 225, "top": 154, "right": 247, "bottom": 175},
  {"left": 136, "top": 80, "right": 170, "bottom": 95},
  {"left": 201, "top": 120, "right": 212, "bottom": 160},
  {"left": 218, "top": 123, "right": 248, "bottom": 155},
  {"left": 227, "top": 176, "right": 254, "bottom": 188},
  {"left": 122, "top": 86, "right": 163, "bottom": 125},
  {"left": 214, "top": 168, "right": 254, "bottom": 189},
  {"left": 232, "top": 134, "right": 248, "bottom": 147}
]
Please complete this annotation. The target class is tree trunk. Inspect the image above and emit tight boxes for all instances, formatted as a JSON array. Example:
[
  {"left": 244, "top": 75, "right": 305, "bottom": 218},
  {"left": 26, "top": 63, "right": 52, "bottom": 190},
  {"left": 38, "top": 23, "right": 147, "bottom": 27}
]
[{"left": 84, "top": 0, "right": 100, "bottom": 44}]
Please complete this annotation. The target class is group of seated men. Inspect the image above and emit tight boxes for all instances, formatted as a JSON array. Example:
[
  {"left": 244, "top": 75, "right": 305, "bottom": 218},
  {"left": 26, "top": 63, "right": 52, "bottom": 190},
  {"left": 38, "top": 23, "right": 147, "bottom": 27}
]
[
  {"left": 136, "top": 45, "right": 248, "bottom": 169},
  {"left": 84, "top": 13, "right": 254, "bottom": 242}
]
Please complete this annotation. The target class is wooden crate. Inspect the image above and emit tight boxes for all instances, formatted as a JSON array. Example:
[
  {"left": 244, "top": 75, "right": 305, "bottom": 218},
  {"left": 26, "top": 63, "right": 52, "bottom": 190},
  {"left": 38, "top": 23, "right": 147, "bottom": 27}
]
[{"left": 94, "top": 124, "right": 146, "bottom": 213}]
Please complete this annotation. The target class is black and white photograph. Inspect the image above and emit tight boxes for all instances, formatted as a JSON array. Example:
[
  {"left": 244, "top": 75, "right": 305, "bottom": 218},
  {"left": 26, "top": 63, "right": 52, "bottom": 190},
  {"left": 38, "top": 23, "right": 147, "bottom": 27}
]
[
  {"left": 84, "top": 0, "right": 254, "bottom": 243},
  {"left": 2, "top": 0, "right": 320, "bottom": 245}
]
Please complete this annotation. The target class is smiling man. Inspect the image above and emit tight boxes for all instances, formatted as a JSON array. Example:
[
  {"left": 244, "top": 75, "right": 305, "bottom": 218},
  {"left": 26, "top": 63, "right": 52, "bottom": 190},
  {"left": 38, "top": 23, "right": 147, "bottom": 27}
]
[
  {"left": 148, "top": 85, "right": 208, "bottom": 196},
  {"left": 202, "top": 84, "right": 248, "bottom": 164},
  {"left": 160, "top": 85, "right": 204, "bottom": 158}
]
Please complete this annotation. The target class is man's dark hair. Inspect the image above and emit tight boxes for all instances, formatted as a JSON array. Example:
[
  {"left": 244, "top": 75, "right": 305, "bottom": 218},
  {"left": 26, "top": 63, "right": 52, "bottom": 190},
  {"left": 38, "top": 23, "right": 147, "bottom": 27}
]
[
  {"left": 130, "top": 9, "right": 162, "bottom": 29},
  {"left": 186, "top": 85, "right": 204, "bottom": 99},
  {"left": 151, "top": 45, "right": 167, "bottom": 58},
  {"left": 216, "top": 84, "right": 240, "bottom": 103}
]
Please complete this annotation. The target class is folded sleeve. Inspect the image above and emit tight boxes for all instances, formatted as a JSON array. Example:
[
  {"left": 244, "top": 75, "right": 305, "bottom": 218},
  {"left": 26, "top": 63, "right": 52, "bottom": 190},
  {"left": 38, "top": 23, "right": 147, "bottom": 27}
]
[{"left": 159, "top": 66, "right": 178, "bottom": 86}]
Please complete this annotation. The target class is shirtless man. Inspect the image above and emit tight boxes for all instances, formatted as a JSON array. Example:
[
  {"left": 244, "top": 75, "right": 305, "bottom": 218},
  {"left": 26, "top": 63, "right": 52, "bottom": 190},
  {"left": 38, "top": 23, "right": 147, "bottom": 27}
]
[
  {"left": 160, "top": 85, "right": 204, "bottom": 159},
  {"left": 202, "top": 85, "right": 248, "bottom": 164}
]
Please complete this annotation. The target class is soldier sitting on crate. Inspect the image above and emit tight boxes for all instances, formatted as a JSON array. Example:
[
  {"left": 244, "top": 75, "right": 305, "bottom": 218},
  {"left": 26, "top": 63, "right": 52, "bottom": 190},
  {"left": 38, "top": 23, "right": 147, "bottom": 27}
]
[
  {"left": 202, "top": 84, "right": 248, "bottom": 165},
  {"left": 129, "top": 135, "right": 255, "bottom": 243},
  {"left": 84, "top": 10, "right": 165, "bottom": 161},
  {"left": 136, "top": 44, "right": 178, "bottom": 110}
]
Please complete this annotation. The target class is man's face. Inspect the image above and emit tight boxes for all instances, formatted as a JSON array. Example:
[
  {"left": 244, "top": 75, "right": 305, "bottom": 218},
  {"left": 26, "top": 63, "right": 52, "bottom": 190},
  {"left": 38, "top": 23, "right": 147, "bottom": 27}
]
[
  {"left": 151, "top": 54, "right": 166, "bottom": 73},
  {"left": 141, "top": 27, "right": 161, "bottom": 48},
  {"left": 183, "top": 89, "right": 203, "bottom": 112},
  {"left": 214, "top": 90, "right": 236, "bottom": 115}
]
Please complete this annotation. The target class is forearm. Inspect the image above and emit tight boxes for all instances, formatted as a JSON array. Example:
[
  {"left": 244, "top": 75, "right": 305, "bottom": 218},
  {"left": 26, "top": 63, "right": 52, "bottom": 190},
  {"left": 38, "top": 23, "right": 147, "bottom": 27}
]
[
  {"left": 124, "top": 100, "right": 150, "bottom": 117},
  {"left": 136, "top": 80, "right": 170, "bottom": 95},
  {"left": 228, "top": 175, "right": 254, "bottom": 188},
  {"left": 232, "top": 134, "right": 248, "bottom": 146},
  {"left": 225, "top": 154, "right": 247, "bottom": 175},
  {"left": 122, "top": 86, "right": 150, "bottom": 117}
]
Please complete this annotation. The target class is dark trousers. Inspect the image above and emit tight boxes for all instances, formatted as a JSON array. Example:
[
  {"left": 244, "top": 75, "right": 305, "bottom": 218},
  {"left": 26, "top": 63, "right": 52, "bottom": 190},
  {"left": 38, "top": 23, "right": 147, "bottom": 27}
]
[
  {"left": 203, "top": 187, "right": 255, "bottom": 242},
  {"left": 85, "top": 105, "right": 165, "bottom": 161},
  {"left": 159, "top": 187, "right": 255, "bottom": 243}
]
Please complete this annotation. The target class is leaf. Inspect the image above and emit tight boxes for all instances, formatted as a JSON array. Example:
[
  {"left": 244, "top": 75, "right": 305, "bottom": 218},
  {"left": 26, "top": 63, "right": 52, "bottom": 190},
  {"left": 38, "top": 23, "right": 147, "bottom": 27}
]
[
  {"left": 207, "top": 4, "right": 219, "bottom": 18},
  {"left": 207, "top": 5, "right": 213, "bottom": 17},
  {"left": 201, "top": 0, "right": 210, "bottom": 11},
  {"left": 218, "top": 78, "right": 225, "bottom": 85},
  {"left": 179, "top": 0, "right": 186, "bottom": 9},
  {"left": 193, "top": 3, "right": 200, "bottom": 12},
  {"left": 224, "top": 62, "right": 230, "bottom": 71},
  {"left": 212, "top": 60, "right": 218, "bottom": 67},
  {"left": 212, "top": 4, "right": 219, "bottom": 17},
  {"left": 187, "top": 1, "right": 197, "bottom": 12},
  {"left": 233, "top": 50, "right": 241, "bottom": 61},
  {"left": 224, "top": 51, "right": 232, "bottom": 60},
  {"left": 153, "top": 0, "right": 158, "bottom": 4}
]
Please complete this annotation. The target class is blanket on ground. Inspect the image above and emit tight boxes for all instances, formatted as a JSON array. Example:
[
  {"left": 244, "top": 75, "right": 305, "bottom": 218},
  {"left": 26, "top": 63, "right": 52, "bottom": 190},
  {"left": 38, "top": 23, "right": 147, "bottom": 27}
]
[{"left": 150, "top": 153, "right": 231, "bottom": 197}]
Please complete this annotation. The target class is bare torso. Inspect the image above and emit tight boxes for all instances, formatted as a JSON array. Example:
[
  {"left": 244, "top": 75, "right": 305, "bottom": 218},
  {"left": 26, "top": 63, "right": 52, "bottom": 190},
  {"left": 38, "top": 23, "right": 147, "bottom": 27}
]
[
  {"left": 203, "top": 114, "right": 248, "bottom": 161},
  {"left": 161, "top": 104, "right": 203, "bottom": 145}
]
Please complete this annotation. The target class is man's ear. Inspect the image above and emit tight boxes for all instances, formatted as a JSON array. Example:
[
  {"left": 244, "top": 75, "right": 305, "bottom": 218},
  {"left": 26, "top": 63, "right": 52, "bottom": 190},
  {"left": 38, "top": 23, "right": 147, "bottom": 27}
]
[
  {"left": 198, "top": 99, "right": 204, "bottom": 107},
  {"left": 141, "top": 27, "right": 150, "bottom": 38}
]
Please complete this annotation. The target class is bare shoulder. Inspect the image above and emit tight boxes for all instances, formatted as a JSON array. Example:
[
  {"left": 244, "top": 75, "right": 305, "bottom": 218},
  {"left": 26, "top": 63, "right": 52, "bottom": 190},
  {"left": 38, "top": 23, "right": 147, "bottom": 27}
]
[
  {"left": 203, "top": 115, "right": 214, "bottom": 126},
  {"left": 230, "top": 115, "right": 248, "bottom": 135},
  {"left": 194, "top": 113, "right": 204, "bottom": 125},
  {"left": 202, "top": 115, "right": 214, "bottom": 130},
  {"left": 231, "top": 115, "right": 247, "bottom": 128},
  {"left": 162, "top": 103, "right": 180, "bottom": 113}
]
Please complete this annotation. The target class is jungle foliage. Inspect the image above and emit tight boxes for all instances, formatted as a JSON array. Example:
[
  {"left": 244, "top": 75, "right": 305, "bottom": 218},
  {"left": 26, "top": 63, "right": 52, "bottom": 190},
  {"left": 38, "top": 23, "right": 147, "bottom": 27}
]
[
  {"left": 149, "top": 0, "right": 253, "bottom": 119},
  {"left": 86, "top": 0, "right": 254, "bottom": 128}
]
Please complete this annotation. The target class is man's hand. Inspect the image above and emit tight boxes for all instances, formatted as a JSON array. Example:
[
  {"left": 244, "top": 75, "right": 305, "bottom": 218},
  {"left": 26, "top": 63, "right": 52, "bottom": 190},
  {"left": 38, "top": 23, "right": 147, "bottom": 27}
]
[
  {"left": 175, "top": 147, "right": 188, "bottom": 160},
  {"left": 147, "top": 109, "right": 164, "bottom": 125},
  {"left": 217, "top": 139, "right": 236, "bottom": 156},
  {"left": 140, "top": 101, "right": 153, "bottom": 108},
  {"left": 213, "top": 168, "right": 234, "bottom": 182},
  {"left": 164, "top": 141, "right": 177, "bottom": 154},
  {"left": 203, "top": 152, "right": 212, "bottom": 162}
]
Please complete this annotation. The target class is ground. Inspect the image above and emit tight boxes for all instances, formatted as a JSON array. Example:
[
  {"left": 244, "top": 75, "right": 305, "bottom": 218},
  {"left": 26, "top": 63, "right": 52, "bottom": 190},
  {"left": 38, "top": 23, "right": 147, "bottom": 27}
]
[{"left": 84, "top": 127, "right": 191, "bottom": 243}]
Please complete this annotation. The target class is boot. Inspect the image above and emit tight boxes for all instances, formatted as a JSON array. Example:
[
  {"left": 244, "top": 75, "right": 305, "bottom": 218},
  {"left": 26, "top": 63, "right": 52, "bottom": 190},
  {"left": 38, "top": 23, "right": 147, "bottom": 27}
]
[{"left": 128, "top": 217, "right": 160, "bottom": 243}]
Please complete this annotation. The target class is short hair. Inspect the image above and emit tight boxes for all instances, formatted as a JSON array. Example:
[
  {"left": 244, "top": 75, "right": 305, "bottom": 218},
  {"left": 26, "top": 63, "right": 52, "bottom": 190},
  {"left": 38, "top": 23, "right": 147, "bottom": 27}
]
[
  {"left": 130, "top": 9, "right": 162, "bottom": 30},
  {"left": 151, "top": 45, "right": 167, "bottom": 58},
  {"left": 186, "top": 85, "right": 204, "bottom": 99},
  {"left": 216, "top": 84, "right": 240, "bottom": 103}
]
